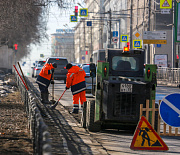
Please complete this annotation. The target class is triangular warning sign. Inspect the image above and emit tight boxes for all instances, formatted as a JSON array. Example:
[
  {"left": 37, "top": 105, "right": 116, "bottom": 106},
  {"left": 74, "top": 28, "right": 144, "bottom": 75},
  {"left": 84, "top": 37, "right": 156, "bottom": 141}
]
[
  {"left": 135, "top": 41, "right": 140, "bottom": 47},
  {"left": 72, "top": 17, "right": 76, "bottom": 20},
  {"left": 82, "top": 11, "right": 86, "bottom": 15},
  {"left": 122, "top": 36, "right": 127, "bottom": 41},
  {"left": 162, "top": 0, "right": 170, "bottom": 7},
  {"left": 130, "top": 116, "right": 168, "bottom": 151}
]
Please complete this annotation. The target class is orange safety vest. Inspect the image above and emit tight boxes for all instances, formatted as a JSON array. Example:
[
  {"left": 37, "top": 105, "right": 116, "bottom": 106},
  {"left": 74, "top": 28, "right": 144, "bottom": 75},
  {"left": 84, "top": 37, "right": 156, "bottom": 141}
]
[
  {"left": 39, "top": 63, "right": 54, "bottom": 80},
  {"left": 66, "top": 66, "right": 86, "bottom": 95}
]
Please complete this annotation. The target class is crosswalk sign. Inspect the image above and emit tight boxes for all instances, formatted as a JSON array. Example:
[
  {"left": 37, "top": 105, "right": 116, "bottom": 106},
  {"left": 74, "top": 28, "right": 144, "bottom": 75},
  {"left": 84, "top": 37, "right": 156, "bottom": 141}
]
[
  {"left": 70, "top": 15, "right": 78, "bottom": 22},
  {"left": 120, "top": 35, "right": 128, "bottom": 42},
  {"left": 130, "top": 116, "right": 168, "bottom": 151},
  {"left": 133, "top": 40, "right": 142, "bottom": 48},
  {"left": 79, "top": 8, "right": 88, "bottom": 17},
  {"left": 160, "top": 0, "right": 172, "bottom": 9}
]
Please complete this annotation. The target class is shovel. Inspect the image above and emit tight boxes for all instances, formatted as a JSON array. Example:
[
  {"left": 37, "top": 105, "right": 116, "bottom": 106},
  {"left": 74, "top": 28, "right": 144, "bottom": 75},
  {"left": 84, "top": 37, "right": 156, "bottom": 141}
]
[
  {"left": 50, "top": 72, "right": 56, "bottom": 104},
  {"left": 50, "top": 89, "right": 66, "bottom": 109}
]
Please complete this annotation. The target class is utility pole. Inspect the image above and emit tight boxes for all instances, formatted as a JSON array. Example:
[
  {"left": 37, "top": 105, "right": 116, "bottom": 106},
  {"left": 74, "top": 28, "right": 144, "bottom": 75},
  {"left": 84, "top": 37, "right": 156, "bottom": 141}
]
[
  {"left": 91, "top": 25, "right": 93, "bottom": 62},
  {"left": 147, "top": 0, "right": 151, "bottom": 64},
  {"left": 130, "top": 0, "right": 133, "bottom": 49},
  {"left": 109, "top": 9, "right": 112, "bottom": 46},
  {"left": 172, "top": 0, "right": 176, "bottom": 68},
  {"left": 119, "top": 19, "right": 121, "bottom": 49}
]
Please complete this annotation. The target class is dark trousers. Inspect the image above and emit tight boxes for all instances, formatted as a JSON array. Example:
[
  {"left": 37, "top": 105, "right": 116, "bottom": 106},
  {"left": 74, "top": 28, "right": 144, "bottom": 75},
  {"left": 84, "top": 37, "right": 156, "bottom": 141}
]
[{"left": 38, "top": 84, "right": 49, "bottom": 93}]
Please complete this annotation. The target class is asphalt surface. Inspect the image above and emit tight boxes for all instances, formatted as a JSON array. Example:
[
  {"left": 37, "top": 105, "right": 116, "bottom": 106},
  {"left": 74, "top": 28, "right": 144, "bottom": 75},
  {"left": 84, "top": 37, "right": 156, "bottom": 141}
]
[{"left": 28, "top": 77, "right": 180, "bottom": 154}]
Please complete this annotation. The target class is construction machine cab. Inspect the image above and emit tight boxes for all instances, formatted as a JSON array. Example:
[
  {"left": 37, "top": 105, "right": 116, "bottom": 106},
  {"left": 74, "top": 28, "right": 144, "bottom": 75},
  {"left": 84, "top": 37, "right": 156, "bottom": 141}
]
[{"left": 82, "top": 48, "right": 157, "bottom": 132}]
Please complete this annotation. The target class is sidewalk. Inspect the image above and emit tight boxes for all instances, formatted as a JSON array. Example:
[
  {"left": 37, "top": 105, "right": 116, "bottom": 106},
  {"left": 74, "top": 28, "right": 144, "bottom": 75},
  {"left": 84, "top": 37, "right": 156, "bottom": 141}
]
[{"left": 157, "top": 80, "right": 179, "bottom": 88}]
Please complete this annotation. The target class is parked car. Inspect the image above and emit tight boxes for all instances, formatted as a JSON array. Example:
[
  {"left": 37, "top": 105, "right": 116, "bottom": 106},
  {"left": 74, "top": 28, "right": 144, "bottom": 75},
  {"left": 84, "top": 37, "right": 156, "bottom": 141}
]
[
  {"left": 72, "top": 63, "right": 81, "bottom": 67},
  {"left": 82, "top": 64, "right": 96, "bottom": 94},
  {"left": 34, "top": 62, "right": 45, "bottom": 77},
  {"left": 80, "top": 63, "right": 90, "bottom": 68},
  {"left": 31, "top": 60, "right": 45, "bottom": 77},
  {"left": 45, "top": 57, "right": 68, "bottom": 83}
]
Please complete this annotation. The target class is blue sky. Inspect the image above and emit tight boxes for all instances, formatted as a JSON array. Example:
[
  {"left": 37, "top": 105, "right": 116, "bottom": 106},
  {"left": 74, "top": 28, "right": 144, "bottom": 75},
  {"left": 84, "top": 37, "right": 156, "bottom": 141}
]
[{"left": 28, "top": 5, "right": 77, "bottom": 63}]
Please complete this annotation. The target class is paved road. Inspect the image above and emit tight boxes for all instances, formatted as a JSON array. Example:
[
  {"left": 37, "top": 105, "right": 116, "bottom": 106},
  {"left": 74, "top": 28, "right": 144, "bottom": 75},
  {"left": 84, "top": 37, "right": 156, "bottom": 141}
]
[{"left": 29, "top": 77, "right": 180, "bottom": 154}]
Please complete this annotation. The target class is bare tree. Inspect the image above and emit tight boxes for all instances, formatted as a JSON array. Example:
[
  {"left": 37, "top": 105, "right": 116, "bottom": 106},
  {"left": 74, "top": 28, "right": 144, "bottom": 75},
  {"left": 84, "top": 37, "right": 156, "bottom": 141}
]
[{"left": 0, "top": 0, "right": 75, "bottom": 60}]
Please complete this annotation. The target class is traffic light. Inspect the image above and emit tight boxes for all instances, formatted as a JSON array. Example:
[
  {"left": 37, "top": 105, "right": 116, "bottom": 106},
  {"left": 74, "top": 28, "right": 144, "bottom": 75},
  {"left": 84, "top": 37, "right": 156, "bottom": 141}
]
[
  {"left": 127, "top": 42, "right": 130, "bottom": 48},
  {"left": 123, "top": 46, "right": 129, "bottom": 52},
  {"left": 147, "top": 67, "right": 151, "bottom": 79},
  {"left": 75, "top": 6, "right": 78, "bottom": 16},
  {"left": 90, "top": 63, "right": 96, "bottom": 77},
  {"left": 14, "top": 44, "right": 18, "bottom": 51}
]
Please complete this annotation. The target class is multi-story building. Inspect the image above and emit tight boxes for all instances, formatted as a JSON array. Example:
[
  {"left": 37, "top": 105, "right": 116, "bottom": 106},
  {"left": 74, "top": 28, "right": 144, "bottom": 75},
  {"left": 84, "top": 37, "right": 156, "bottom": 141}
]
[
  {"left": 74, "top": 0, "right": 105, "bottom": 63},
  {"left": 74, "top": 0, "right": 176, "bottom": 67},
  {"left": 51, "top": 29, "right": 75, "bottom": 62}
]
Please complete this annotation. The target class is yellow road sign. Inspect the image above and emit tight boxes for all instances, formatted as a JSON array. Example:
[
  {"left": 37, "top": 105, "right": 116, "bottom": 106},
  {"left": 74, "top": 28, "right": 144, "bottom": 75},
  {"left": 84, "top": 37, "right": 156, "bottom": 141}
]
[
  {"left": 70, "top": 15, "right": 78, "bottom": 22},
  {"left": 160, "top": 0, "right": 172, "bottom": 9},
  {"left": 130, "top": 116, "right": 168, "bottom": 151},
  {"left": 133, "top": 40, "right": 142, "bottom": 48},
  {"left": 143, "top": 40, "right": 167, "bottom": 44},
  {"left": 134, "top": 31, "right": 141, "bottom": 38},
  {"left": 79, "top": 8, "right": 88, "bottom": 17}
]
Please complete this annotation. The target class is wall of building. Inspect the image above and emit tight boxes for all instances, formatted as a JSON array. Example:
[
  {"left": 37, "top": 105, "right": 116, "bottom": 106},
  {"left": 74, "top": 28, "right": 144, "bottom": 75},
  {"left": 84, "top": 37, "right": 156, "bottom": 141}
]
[
  {"left": 0, "top": 46, "right": 14, "bottom": 73},
  {"left": 51, "top": 29, "right": 75, "bottom": 62}
]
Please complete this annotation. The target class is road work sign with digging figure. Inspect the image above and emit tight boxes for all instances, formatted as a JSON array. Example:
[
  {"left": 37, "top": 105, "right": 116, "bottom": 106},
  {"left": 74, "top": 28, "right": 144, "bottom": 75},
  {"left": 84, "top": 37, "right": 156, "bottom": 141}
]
[{"left": 130, "top": 116, "right": 168, "bottom": 151}]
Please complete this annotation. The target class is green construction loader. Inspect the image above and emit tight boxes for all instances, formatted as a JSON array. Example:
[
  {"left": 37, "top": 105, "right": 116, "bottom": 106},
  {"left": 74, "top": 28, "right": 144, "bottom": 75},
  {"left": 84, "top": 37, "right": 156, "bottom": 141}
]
[{"left": 81, "top": 48, "right": 157, "bottom": 132}]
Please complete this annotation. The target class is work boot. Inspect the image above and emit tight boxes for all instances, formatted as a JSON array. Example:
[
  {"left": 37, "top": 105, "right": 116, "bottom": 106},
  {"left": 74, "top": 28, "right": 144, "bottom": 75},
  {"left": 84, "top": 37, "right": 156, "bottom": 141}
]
[
  {"left": 41, "top": 92, "right": 51, "bottom": 104},
  {"left": 70, "top": 108, "right": 79, "bottom": 114}
]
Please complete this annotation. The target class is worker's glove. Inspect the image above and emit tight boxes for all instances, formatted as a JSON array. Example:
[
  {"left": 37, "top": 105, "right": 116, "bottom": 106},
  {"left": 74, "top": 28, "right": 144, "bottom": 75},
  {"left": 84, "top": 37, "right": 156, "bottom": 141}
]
[
  {"left": 65, "top": 86, "right": 69, "bottom": 90},
  {"left": 51, "top": 81, "right": 54, "bottom": 84}
]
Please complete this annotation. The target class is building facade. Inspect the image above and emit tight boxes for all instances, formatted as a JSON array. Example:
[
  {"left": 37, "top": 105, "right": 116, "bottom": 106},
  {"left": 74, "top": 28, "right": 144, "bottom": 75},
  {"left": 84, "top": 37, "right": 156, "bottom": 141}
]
[
  {"left": 74, "top": 0, "right": 176, "bottom": 67},
  {"left": 51, "top": 29, "right": 75, "bottom": 62}
]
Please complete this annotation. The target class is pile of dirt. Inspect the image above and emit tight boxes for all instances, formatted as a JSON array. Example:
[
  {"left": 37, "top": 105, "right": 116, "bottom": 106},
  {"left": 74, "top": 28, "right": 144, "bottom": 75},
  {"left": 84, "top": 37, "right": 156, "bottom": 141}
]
[{"left": 0, "top": 74, "right": 33, "bottom": 155}]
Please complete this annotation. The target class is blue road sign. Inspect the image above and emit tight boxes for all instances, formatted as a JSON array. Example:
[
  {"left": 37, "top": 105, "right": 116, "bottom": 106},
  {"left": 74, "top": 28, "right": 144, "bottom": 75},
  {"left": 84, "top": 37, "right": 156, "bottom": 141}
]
[
  {"left": 121, "top": 35, "right": 128, "bottom": 42},
  {"left": 70, "top": 15, "right": 77, "bottom": 22},
  {"left": 133, "top": 40, "right": 142, "bottom": 48},
  {"left": 87, "top": 21, "right": 92, "bottom": 26},
  {"left": 80, "top": 9, "right": 88, "bottom": 17},
  {"left": 157, "top": 44, "right": 161, "bottom": 48},
  {"left": 82, "top": 56, "right": 85, "bottom": 60},
  {"left": 113, "top": 31, "right": 118, "bottom": 37},
  {"left": 159, "top": 93, "right": 180, "bottom": 127}
]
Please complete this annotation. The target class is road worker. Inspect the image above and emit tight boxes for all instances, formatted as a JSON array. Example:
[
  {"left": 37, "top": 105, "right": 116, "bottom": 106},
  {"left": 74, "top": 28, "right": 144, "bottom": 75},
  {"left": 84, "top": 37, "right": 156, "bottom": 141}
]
[
  {"left": 36, "top": 62, "right": 57, "bottom": 104},
  {"left": 65, "top": 63, "right": 86, "bottom": 114}
]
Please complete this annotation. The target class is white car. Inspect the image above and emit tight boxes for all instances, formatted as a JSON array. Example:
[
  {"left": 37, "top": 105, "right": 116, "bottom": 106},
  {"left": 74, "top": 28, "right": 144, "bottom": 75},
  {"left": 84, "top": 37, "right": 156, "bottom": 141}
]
[
  {"left": 82, "top": 65, "right": 96, "bottom": 94},
  {"left": 34, "top": 61, "right": 46, "bottom": 77}
]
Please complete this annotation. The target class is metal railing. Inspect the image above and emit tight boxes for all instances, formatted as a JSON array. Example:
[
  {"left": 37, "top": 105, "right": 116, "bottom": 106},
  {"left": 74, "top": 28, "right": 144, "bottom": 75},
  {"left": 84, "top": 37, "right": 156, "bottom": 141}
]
[
  {"left": 157, "top": 67, "right": 180, "bottom": 85},
  {"left": 15, "top": 72, "right": 52, "bottom": 155}
]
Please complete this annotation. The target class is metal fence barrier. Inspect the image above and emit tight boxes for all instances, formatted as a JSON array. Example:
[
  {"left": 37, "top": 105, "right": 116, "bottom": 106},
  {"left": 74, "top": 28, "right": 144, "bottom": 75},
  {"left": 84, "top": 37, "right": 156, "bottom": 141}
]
[
  {"left": 157, "top": 67, "right": 180, "bottom": 86},
  {"left": 15, "top": 72, "right": 52, "bottom": 155}
]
